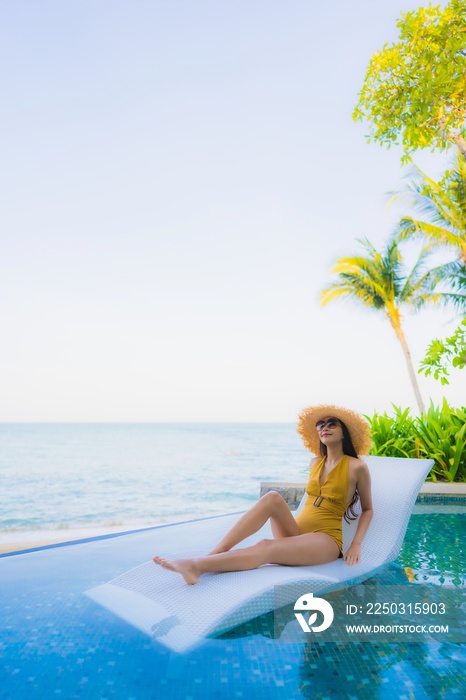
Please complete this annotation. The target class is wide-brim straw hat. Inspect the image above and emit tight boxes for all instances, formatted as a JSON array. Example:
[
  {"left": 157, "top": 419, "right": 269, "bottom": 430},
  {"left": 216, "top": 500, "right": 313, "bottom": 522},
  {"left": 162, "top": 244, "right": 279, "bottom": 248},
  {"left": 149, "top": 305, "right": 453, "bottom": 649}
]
[{"left": 297, "top": 404, "right": 372, "bottom": 456}]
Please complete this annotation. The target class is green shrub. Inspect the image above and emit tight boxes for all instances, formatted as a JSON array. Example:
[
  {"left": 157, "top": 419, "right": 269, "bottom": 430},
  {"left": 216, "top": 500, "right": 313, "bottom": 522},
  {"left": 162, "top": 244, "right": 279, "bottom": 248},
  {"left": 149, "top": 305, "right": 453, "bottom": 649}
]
[
  {"left": 366, "top": 400, "right": 466, "bottom": 482},
  {"left": 365, "top": 405, "right": 418, "bottom": 459},
  {"left": 415, "top": 400, "right": 466, "bottom": 482}
]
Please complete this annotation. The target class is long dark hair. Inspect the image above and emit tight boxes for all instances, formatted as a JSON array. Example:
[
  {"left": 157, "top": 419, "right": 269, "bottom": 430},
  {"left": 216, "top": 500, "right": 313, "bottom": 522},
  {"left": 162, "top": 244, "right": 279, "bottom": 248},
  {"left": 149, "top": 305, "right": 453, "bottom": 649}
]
[{"left": 319, "top": 419, "right": 359, "bottom": 523}]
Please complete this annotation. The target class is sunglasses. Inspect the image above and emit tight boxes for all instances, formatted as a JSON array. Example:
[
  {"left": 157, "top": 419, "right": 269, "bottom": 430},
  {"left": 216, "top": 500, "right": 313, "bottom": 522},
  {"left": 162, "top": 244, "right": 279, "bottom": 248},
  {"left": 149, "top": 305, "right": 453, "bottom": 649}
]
[{"left": 315, "top": 418, "right": 341, "bottom": 431}]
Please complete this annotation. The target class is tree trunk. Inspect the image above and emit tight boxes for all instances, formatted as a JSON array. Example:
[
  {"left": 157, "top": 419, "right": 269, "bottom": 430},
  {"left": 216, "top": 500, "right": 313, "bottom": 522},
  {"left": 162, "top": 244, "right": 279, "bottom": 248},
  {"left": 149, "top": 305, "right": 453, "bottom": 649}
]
[
  {"left": 395, "top": 325, "right": 425, "bottom": 413},
  {"left": 450, "top": 134, "right": 466, "bottom": 161},
  {"left": 391, "top": 321, "right": 426, "bottom": 414}
]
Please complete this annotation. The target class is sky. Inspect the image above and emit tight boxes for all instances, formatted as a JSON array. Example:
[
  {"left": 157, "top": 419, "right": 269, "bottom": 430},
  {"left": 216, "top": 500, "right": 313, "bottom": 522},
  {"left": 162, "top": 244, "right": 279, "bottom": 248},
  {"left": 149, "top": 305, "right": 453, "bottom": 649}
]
[{"left": 0, "top": 0, "right": 463, "bottom": 422}]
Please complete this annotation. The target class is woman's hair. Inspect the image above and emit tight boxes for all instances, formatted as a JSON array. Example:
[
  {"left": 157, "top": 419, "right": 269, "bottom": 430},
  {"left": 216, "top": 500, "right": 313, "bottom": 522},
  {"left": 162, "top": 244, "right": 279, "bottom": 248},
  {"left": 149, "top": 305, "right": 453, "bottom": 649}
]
[{"left": 319, "top": 418, "right": 360, "bottom": 523}]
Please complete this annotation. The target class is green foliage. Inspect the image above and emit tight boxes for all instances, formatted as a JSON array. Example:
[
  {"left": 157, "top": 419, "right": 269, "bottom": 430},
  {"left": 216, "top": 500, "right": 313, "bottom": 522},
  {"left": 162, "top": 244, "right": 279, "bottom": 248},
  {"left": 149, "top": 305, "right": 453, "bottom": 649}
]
[
  {"left": 391, "top": 148, "right": 466, "bottom": 265},
  {"left": 419, "top": 318, "right": 466, "bottom": 384},
  {"left": 367, "top": 400, "right": 466, "bottom": 482},
  {"left": 366, "top": 406, "right": 418, "bottom": 458},
  {"left": 353, "top": 0, "right": 466, "bottom": 164},
  {"left": 416, "top": 400, "right": 466, "bottom": 481},
  {"left": 321, "top": 238, "right": 440, "bottom": 315}
]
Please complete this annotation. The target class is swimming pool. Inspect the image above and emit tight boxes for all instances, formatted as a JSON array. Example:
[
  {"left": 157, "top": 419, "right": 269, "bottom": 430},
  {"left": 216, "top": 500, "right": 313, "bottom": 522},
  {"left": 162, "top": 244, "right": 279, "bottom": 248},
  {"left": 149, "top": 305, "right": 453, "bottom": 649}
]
[{"left": 1, "top": 506, "right": 465, "bottom": 699}]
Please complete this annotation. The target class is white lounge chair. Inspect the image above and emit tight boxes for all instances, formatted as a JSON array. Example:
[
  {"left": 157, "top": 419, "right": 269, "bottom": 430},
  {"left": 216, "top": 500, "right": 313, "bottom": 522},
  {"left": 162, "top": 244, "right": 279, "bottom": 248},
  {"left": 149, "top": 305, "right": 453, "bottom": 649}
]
[{"left": 85, "top": 456, "right": 434, "bottom": 652}]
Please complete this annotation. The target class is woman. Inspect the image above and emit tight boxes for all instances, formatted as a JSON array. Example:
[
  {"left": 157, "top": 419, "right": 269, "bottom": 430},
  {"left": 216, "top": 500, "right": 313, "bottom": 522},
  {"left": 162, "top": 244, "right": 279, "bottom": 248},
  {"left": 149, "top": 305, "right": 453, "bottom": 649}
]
[{"left": 153, "top": 405, "right": 373, "bottom": 584}]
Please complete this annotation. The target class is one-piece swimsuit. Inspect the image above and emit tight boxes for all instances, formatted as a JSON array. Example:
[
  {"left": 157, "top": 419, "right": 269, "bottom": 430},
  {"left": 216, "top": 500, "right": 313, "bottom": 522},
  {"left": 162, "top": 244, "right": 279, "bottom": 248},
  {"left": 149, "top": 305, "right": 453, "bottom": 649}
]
[{"left": 295, "top": 454, "right": 351, "bottom": 557}]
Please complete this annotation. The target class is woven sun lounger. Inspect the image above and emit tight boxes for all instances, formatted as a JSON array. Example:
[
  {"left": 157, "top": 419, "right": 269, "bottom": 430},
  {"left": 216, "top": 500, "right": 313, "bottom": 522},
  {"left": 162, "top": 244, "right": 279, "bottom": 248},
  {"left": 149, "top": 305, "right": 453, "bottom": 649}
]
[{"left": 85, "top": 456, "right": 434, "bottom": 652}]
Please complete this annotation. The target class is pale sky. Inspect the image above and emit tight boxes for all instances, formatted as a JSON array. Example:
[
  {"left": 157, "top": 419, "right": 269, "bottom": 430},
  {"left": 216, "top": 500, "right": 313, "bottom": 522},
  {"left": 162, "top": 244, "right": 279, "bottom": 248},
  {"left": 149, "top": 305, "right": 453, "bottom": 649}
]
[{"left": 0, "top": 0, "right": 463, "bottom": 422}]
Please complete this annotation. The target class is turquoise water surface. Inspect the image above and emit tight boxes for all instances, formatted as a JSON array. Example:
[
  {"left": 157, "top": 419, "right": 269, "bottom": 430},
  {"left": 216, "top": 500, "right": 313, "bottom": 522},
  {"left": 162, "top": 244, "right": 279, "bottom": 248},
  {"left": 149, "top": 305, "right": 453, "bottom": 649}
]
[
  {"left": 0, "top": 507, "right": 465, "bottom": 699},
  {"left": 1, "top": 424, "right": 465, "bottom": 698}
]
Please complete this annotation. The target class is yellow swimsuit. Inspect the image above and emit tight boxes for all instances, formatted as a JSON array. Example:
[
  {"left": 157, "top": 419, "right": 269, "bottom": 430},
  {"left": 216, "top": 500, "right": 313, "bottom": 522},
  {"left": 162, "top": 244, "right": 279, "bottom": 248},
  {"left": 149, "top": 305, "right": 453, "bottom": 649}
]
[{"left": 295, "top": 454, "right": 351, "bottom": 556}]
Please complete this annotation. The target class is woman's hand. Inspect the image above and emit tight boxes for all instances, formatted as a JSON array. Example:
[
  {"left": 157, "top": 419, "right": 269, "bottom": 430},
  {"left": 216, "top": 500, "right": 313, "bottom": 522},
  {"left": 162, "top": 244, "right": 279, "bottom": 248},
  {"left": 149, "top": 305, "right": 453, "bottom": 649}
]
[{"left": 343, "top": 542, "right": 361, "bottom": 566}]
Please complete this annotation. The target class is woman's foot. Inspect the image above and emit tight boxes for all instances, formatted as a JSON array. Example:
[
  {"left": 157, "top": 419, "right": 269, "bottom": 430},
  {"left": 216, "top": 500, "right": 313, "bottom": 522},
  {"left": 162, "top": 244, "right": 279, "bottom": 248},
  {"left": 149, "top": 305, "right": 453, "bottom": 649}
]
[{"left": 152, "top": 555, "right": 201, "bottom": 585}]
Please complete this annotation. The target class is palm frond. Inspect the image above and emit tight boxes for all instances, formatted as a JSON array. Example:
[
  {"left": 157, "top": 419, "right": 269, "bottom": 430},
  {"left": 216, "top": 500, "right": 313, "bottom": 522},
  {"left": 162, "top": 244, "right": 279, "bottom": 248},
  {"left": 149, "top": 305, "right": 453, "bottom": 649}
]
[
  {"left": 321, "top": 276, "right": 385, "bottom": 310},
  {"left": 396, "top": 217, "right": 460, "bottom": 249},
  {"left": 399, "top": 247, "right": 435, "bottom": 302},
  {"left": 414, "top": 259, "right": 466, "bottom": 314},
  {"left": 390, "top": 147, "right": 466, "bottom": 256},
  {"left": 322, "top": 237, "right": 444, "bottom": 317},
  {"left": 394, "top": 180, "right": 455, "bottom": 232}
]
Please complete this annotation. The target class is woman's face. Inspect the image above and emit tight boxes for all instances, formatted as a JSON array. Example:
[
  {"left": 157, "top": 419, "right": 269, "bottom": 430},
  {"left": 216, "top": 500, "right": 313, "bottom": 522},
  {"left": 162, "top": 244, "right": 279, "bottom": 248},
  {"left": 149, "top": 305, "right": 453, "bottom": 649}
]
[{"left": 316, "top": 416, "right": 344, "bottom": 450}]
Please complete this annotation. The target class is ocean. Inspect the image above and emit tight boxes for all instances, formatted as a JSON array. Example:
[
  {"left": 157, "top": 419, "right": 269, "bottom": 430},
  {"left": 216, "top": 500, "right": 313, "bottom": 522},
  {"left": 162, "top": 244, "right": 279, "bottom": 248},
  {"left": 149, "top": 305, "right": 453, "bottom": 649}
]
[{"left": 0, "top": 423, "right": 311, "bottom": 545}]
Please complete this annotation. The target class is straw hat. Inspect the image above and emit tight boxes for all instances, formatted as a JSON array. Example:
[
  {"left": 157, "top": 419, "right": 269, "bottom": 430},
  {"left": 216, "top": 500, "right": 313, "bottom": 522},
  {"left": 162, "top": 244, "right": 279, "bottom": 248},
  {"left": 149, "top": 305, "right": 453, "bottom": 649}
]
[{"left": 297, "top": 404, "right": 372, "bottom": 456}]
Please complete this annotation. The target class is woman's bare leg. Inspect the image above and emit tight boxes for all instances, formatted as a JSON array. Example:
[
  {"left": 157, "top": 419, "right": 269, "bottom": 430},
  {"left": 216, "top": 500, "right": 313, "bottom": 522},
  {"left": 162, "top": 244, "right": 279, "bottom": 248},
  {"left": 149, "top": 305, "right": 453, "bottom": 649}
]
[
  {"left": 207, "top": 491, "right": 300, "bottom": 555},
  {"left": 153, "top": 532, "right": 340, "bottom": 585}
]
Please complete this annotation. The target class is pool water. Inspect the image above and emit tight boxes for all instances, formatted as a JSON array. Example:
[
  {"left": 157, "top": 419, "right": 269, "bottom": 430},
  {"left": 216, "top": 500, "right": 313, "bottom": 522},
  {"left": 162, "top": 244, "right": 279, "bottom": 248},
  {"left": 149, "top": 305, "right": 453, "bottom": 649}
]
[{"left": 1, "top": 507, "right": 465, "bottom": 700}]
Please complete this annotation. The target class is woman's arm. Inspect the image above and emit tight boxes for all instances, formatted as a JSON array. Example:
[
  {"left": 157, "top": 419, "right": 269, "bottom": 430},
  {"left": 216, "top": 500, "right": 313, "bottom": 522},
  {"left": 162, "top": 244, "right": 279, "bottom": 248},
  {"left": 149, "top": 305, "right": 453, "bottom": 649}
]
[{"left": 344, "top": 460, "right": 373, "bottom": 566}]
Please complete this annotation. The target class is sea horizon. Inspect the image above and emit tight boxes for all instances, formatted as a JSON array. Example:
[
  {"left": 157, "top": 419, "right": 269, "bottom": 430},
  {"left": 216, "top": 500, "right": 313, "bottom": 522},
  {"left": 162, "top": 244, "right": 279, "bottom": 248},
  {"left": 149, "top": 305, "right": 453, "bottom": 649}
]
[{"left": 1, "top": 422, "right": 310, "bottom": 548}]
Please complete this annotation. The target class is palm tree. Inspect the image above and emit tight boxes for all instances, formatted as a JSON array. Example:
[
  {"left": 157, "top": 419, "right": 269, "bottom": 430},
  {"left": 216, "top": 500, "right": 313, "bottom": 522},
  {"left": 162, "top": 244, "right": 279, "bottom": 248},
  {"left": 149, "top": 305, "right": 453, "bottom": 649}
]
[
  {"left": 321, "top": 238, "right": 441, "bottom": 414},
  {"left": 387, "top": 147, "right": 466, "bottom": 386},
  {"left": 422, "top": 258, "right": 466, "bottom": 316},
  {"left": 389, "top": 147, "right": 466, "bottom": 263}
]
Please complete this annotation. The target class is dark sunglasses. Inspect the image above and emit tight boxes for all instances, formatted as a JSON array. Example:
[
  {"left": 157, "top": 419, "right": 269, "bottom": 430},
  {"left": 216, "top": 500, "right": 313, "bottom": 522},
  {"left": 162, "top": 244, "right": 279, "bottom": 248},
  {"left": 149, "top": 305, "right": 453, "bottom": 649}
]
[{"left": 315, "top": 418, "right": 340, "bottom": 431}]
